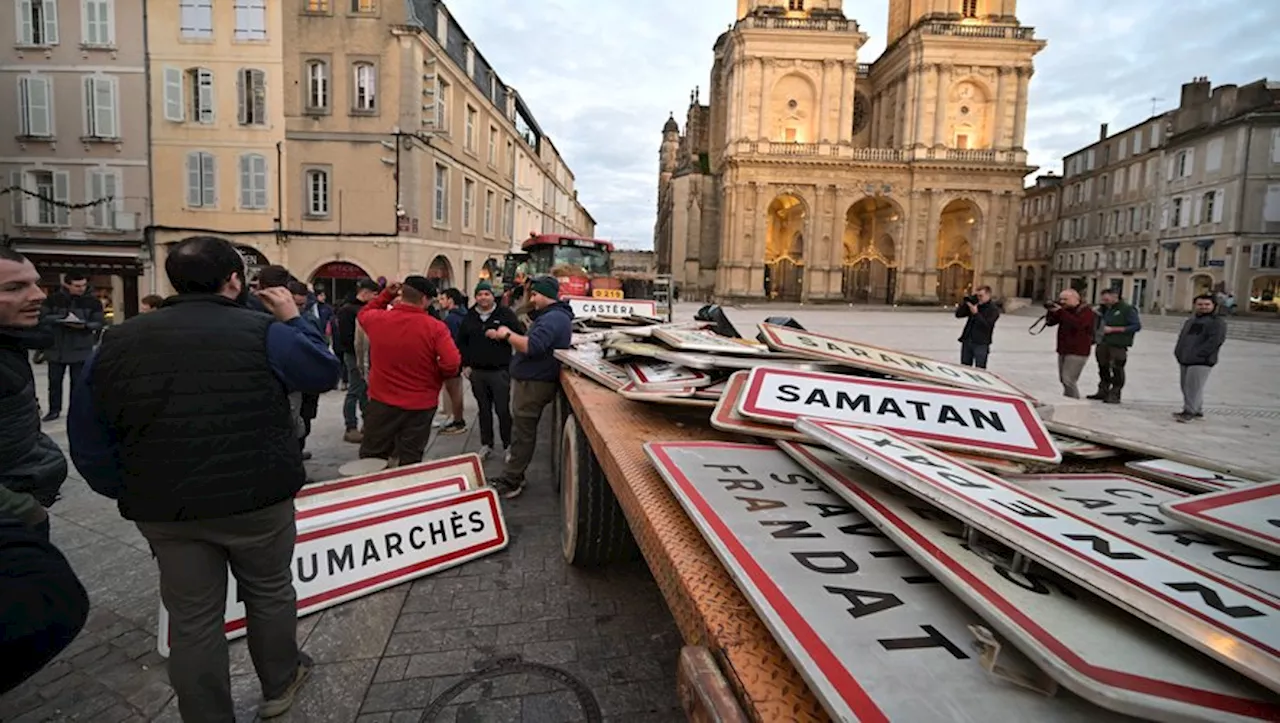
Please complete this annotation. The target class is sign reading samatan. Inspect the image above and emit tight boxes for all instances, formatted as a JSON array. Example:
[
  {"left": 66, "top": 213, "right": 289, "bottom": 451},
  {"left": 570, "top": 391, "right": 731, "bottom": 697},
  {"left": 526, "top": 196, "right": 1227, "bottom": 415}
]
[
  {"left": 758, "top": 323, "right": 1033, "bottom": 399},
  {"left": 738, "top": 367, "right": 1059, "bottom": 463},
  {"left": 564, "top": 296, "right": 659, "bottom": 319}
]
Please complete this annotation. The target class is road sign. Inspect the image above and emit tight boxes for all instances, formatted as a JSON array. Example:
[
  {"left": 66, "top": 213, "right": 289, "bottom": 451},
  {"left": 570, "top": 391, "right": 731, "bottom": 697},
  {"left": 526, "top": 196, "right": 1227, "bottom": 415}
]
[
  {"left": 298, "top": 453, "right": 483, "bottom": 500},
  {"left": 948, "top": 451, "right": 1026, "bottom": 475},
  {"left": 615, "top": 320, "right": 710, "bottom": 338},
  {"left": 758, "top": 323, "right": 1033, "bottom": 399},
  {"left": 781, "top": 442, "right": 1280, "bottom": 723},
  {"left": 710, "top": 371, "right": 808, "bottom": 442},
  {"left": 617, "top": 381, "right": 715, "bottom": 407},
  {"left": 555, "top": 349, "right": 632, "bottom": 391},
  {"left": 1162, "top": 483, "right": 1280, "bottom": 558},
  {"left": 653, "top": 328, "right": 775, "bottom": 356},
  {"left": 297, "top": 475, "right": 469, "bottom": 530},
  {"left": 159, "top": 487, "right": 508, "bottom": 657},
  {"left": 1050, "top": 434, "right": 1117, "bottom": 460},
  {"left": 1127, "top": 459, "right": 1258, "bottom": 493},
  {"left": 694, "top": 379, "right": 728, "bottom": 400},
  {"left": 564, "top": 296, "right": 659, "bottom": 319},
  {"left": 643, "top": 441, "right": 1112, "bottom": 722},
  {"left": 1006, "top": 474, "right": 1280, "bottom": 599},
  {"left": 796, "top": 419, "right": 1280, "bottom": 694},
  {"left": 623, "top": 360, "right": 715, "bottom": 389},
  {"left": 653, "top": 349, "right": 832, "bottom": 372},
  {"left": 738, "top": 367, "right": 1060, "bottom": 463}
]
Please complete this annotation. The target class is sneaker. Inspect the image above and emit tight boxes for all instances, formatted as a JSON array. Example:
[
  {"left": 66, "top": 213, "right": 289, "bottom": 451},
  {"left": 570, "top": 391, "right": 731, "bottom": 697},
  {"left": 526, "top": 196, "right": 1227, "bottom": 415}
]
[
  {"left": 41, "top": 410, "right": 60, "bottom": 422},
  {"left": 343, "top": 429, "right": 363, "bottom": 444},
  {"left": 488, "top": 476, "right": 525, "bottom": 500},
  {"left": 259, "top": 652, "right": 314, "bottom": 718},
  {"left": 433, "top": 416, "right": 452, "bottom": 429},
  {"left": 441, "top": 420, "right": 467, "bottom": 436},
  {"left": 1173, "top": 412, "right": 1194, "bottom": 423},
  {"left": 479, "top": 445, "right": 493, "bottom": 460}
]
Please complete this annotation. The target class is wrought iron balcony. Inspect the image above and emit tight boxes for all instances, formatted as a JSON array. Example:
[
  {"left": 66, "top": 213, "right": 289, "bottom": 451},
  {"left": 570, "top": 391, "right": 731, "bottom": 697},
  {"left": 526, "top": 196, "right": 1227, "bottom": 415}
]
[{"left": 923, "top": 22, "right": 1036, "bottom": 40}]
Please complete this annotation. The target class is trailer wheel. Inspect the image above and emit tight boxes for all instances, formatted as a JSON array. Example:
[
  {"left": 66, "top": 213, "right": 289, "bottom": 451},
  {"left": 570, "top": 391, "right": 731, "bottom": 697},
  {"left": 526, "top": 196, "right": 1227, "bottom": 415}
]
[
  {"left": 560, "top": 413, "right": 640, "bottom": 567},
  {"left": 551, "top": 392, "right": 570, "bottom": 485}
]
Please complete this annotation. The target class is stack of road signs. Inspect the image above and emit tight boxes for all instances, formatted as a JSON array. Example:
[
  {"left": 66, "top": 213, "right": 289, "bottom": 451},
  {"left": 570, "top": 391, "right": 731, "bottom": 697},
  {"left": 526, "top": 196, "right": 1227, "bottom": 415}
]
[{"left": 156, "top": 454, "right": 508, "bottom": 656}]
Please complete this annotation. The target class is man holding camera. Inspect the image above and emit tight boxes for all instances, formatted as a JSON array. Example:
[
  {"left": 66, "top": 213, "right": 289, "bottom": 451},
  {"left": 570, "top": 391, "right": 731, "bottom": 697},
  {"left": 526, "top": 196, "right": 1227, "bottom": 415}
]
[
  {"left": 1043, "top": 289, "right": 1097, "bottom": 398},
  {"left": 954, "top": 285, "right": 1000, "bottom": 369},
  {"left": 1088, "top": 287, "right": 1142, "bottom": 404}
]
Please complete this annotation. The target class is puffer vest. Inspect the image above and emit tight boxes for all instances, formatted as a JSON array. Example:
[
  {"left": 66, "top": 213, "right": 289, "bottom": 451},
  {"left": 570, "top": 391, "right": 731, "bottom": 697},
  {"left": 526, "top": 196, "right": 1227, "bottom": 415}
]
[{"left": 0, "top": 329, "right": 68, "bottom": 507}]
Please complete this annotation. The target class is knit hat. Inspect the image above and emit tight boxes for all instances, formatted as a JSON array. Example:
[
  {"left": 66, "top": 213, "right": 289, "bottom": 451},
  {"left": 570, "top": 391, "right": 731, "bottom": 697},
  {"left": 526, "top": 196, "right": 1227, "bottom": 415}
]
[
  {"left": 474, "top": 281, "right": 494, "bottom": 296},
  {"left": 529, "top": 275, "right": 559, "bottom": 301},
  {"left": 356, "top": 277, "right": 380, "bottom": 292},
  {"left": 403, "top": 275, "right": 437, "bottom": 297}
]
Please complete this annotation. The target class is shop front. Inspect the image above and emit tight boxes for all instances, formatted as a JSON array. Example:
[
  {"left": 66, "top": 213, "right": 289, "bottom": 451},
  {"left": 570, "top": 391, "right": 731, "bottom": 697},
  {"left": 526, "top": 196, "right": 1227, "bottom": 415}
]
[
  {"left": 310, "top": 261, "right": 374, "bottom": 303},
  {"left": 13, "top": 244, "right": 146, "bottom": 323}
]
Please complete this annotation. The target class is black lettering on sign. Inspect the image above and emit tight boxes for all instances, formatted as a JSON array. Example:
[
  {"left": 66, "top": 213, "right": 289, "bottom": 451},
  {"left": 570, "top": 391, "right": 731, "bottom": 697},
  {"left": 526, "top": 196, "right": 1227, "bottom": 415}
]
[
  {"left": 738, "top": 497, "right": 786, "bottom": 512},
  {"left": 837, "top": 392, "right": 871, "bottom": 413},
  {"left": 970, "top": 408, "right": 1005, "bottom": 432},
  {"left": 1062, "top": 534, "right": 1144, "bottom": 560},
  {"left": 296, "top": 553, "right": 319, "bottom": 583},
  {"left": 761, "top": 520, "right": 824, "bottom": 539},
  {"left": 859, "top": 435, "right": 907, "bottom": 451},
  {"left": 769, "top": 472, "right": 814, "bottom": 487},
  {"left": 937, "top": 471, "right": 991, "bottom": 490},
  {"left": 794, "top": 551, "right": 860, "bottom": 574},
  {"left": 905, "top": 400, "right": 929, "bottom": 420},
  {"left": 807, "top": 501, "right": 855, "bottom": 518},
  {"left": 409, "top": 525, "right": 427, "bottom": 550},
  {"left": 938, "top": 367, "right": 962, "bottom": 379},
  {"left": 870, "top": 549, "right": 908, "bottom": 559},
  {"left": 825, "top": 586, "right": 903, "bottom": 619},
  {"left": 1149, "top": 528, "right": 1218, "bottom": 548},
  {"left": 902, "top": 454, "right": 946, "bottom": 470},
  {"left": 449, "top": 511, "right": 468, "bottom": 540},
  {"left": 901, "top": 575, "right": 937, "bottom": 585},
  {"left": 705, "top": 464, "right": 750, "bottom": 475},
  {"left": 468, "top": 510, "right": 486, "bottom": 533},
  {"left": 1106, "top": 487, "right": 1154, "bottom": 501},
  {"left": 777, "top": 384, "right": 802, "bottom": 403},
  {"left": 385, "top": 532, "right": 405, "bottom": 557},
  {"left": 720, "top": 477, "right": 764, "bottom": 492},
  {"left": 798, "top": 335, "right": 819, "bottom": 348},
  {"left": 428, "top": 519, "right": 448, "bottom": 544},
  {"left": 845, "top": 344, "right": 870, "bottom": 358},
  {"left": 361, "top": 539, "right": 381, "bottom": 565},
  {"left": 877, "top": 397, "right": 905, "bottom": 418},
  {"left": 1214, "top": 550, "right": 1280, "bottom": 571},
  {"left": 993, "top": 566, "right": 1078, "bottom": 599},
  {"left": 879, "top": 625, "right": 969, "bottom": 660},
  {"left": 1166, "top": 582, "right": 1266, "bottom": 619},
  {"left": 990, "top": 499, "right": 1053, "bottom": 519},
  {"left": 902, "top": 359, "right": 934, "bottom": 373},
  {"left": 937, "top": 405, "right": 968, "bottom": 427},
  {"left": 328, "top": 544, "right": 356, "bottom": 575},
  {"left": 1269, "top": 518, "right": 1280, "bottom": 530},
  {"left": 1145, "top": 528, "right": 1280, "bottom": 569},
  {"left": 962, "top": 371, "right": 992, "bottom": 386},
  {"left": 805, "top": 389, "right": 830, "bottom": 407},
  {"left": 879, "top": 353, "right": 902, "bottom": 366},
  {"left": 1061, "top": 496, "right": 1116, "bottom": 511},
  {"left": 840, "top": 521, "right": 887, "bottom": 538},
  {"left": 1102, "top": 510, "right": 1164, "bottom": 527}
]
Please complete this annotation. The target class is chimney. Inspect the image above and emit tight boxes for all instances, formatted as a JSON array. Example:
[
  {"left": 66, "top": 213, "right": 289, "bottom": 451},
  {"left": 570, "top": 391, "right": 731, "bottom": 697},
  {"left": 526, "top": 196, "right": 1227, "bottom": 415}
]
[
  {"left": 1099, "top": 123, "right": 1109, "bottom": 140},
  {"left": 1180, "top": 76, "right": 1211, "bottom": 109}
]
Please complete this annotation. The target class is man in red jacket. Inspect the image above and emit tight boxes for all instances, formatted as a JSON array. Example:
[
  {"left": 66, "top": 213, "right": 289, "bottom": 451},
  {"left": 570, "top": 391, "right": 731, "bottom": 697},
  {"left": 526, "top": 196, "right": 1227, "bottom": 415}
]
[
  {"left": 356, "top": 276, "right": 461, "bottom": 466},
  {"left": 1044, "top": 288, "right": 1096, "bottom": 399}
]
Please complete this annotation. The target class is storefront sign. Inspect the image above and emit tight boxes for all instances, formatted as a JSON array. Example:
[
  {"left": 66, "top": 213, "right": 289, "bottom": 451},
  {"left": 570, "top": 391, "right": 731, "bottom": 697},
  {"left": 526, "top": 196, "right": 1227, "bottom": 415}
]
[
  {"left": 565, "top": 296, "right": 659, "bottom": 319},
  {"left": 738, "top": 367, "right": 1059, "bottom": 463},
  {"left": 1126, "top": 459, "right": 1258, "bottom": 493},
  {"left": 781, "top": 443, "right": 1280, "bottom": 723},
  {"left": 797, "top": 420, "right": 1280, "bottom": 694},
  {"left": 555, "top": 349, "right": 632, "bottom": 391},
  {"left": 643, "top": 441, "right": 1113, "bottom": 722},
  {"left": 159, "top": 487, "right": 507, "bottom": 656},
  {"left": 1162, "top": 483, "right": 1280, "bottom": 558},
  {"left": 758, "top": 323, "right": 1033, "bottom": 399}
]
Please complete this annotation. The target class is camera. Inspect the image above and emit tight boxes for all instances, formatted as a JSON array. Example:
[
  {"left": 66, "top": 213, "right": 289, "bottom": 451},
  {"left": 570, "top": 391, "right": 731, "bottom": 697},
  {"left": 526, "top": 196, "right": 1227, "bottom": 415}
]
[
  {"left": 963, "top": 295, "right": 980, "bottom": 305},
  {"left": 1043, "top": 301, "right": 1059, "bottom": 310}
]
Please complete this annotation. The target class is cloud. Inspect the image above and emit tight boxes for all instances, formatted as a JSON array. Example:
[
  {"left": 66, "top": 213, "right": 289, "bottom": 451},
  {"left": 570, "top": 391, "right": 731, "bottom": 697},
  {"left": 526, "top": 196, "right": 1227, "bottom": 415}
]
[{"left": 445, "top": 0, "right": 1279, "bottom": 249}]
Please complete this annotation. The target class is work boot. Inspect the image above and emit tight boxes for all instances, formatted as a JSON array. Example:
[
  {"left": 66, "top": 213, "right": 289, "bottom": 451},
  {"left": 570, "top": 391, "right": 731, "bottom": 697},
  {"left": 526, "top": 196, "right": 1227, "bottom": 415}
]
[
  {"left": 343, "top": 428, "right": 363, "bottom": 444},
  {"left": 41, "top": 410, "right": 60, "bottom": 422},
  {"left": 1103, "top": 389, "right": 1121, "bottom": 405},
  {"left": 259, "top": 652, "right": 314, "bottom": 718},
  {"left": 1085, "top": 388, "right": 1109, "bottom": 401}
]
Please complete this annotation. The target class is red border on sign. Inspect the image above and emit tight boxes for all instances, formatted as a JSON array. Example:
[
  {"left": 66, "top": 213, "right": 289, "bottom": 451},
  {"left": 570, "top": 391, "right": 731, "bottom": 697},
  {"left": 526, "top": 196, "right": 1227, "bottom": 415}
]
[
  {"left": 710, "top": 373, "right": 806, "bottom": 441},
  {"left": 1166, "top": 483, "right": 1280, "bottom": 547},
  {"left": 783, "top": 443, "right": 1280, "bottom": 719},
  {"left": 563, "top": 295, "right": 658, "bottom": 314},
  {"left": 1129, "top": 460, "right": 1245, "bottom": 492},
  {"left": 626, "top": 361, "right": 707, "bottom": 387},
  {"left": 296, "top": 454, "right": 482, "bottom": 499},
  {"left": 1007, "top": 473, "right": 1191, "bottom": 499},
  {"left": 804, "top": 420, "right": 1280, "bottom": 658},
  {"left": 646, "top": 441, "right": 890, "bottom": 723},
  {"left": 739, "top": 367, "right": 1058, "bottom": 461},
  {"left": 758, "top": 323, "right": 1034, "bottom": 399},
  {"left": 296, "top": 476, "right": 469, "bottom": 521},
  {"left": 222, "top": 488, "right": 506, "bottom": 634}
]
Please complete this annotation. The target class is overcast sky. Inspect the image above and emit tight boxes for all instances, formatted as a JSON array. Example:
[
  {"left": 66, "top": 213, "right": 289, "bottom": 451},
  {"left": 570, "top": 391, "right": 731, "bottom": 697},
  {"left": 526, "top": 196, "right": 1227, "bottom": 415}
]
[{"left": 446, "top": 1, "right": 1279, "bottom": 249}]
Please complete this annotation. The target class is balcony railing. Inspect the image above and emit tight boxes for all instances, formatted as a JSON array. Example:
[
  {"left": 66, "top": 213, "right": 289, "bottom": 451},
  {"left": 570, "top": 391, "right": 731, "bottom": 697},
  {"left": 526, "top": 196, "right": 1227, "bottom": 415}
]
[
  {"left": 727, "top": 141, "right": 1027, "bottom": 165},
  {"left": 737, "top": 15, "right": 862, "bottom": 34},
  {"left": 923, "top": 22, "right": 1036, "bottom": 40}
]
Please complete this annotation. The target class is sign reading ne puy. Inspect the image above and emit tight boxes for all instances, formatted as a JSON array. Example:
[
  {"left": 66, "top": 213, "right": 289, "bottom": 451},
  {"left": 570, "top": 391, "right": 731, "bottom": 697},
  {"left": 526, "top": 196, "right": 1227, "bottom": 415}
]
[
  {"left": 158, "top": 487, "right": 507, "bottom": 656},
  {"left": 1006, "top": 475, "right": 1280, "bottom": 601},
  {"left": 710, "top": 372, "right": 808, "bottom": 443},
  {"left": 564, "top": 296, "right": 659, "bottom": 319},
  {"left": 1126, "top": 459, "right": 1258, "bottom": 493},
  {"left": 554, "top": 349, "right": 632, "bottom": 391},
  {"left": 623, "top": 360, "right": 714, "bottom": 389},
  {"left": 653, "top": 328, "right": 775, "bottom": 356},
  {"left": 780, "top": 443, "right": 1280, "bottom": 723},
  {"left": 1162, "top": 483, "right": 1280, "bottom": 559},
  {"left": 738, "top": 367, "right": 1060, "bottom": 463},
  {"left": 298, "top": 453, "right": 483, "bottom": 499},
  {"left": 758, "top": 323, "right": 1033, "bottom": 400},
  {"left": 1050, "top": 434, "right": 1117, "bottom": 460},
  {"left": 796, "top": 419, "right": 1280, "bottom": 694},
  {"left": 642, "top": 441, "right": 1108, "bottom": 723}
]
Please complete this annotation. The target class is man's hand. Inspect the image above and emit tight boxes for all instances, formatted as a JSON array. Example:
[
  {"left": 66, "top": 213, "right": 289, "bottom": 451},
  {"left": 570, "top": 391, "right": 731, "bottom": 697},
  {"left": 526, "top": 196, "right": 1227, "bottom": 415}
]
[
  {"left": 385, "top": 282, "right": 403, "bottom": 298},
  {"left": 256, "top": 287, "right": 301, "bottom": 323},
  {"left": 966, "top": 302, "right": 978, "bottom": 315},
  {"left": 486, "top": 325, "right": 512, "bottom": 341},
  {"left": 1103, "top": 325, "right": 1124, "bottom": 334}
]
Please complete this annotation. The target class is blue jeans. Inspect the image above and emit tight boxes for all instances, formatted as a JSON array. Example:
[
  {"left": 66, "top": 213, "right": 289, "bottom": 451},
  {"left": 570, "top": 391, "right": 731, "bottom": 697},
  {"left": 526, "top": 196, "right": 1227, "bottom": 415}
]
[
  {"left": 960, "top": 341, "right": 990, "bottom": 369},
  {"left": 342, "top": 352, "right": 367, "bottom": 431}
]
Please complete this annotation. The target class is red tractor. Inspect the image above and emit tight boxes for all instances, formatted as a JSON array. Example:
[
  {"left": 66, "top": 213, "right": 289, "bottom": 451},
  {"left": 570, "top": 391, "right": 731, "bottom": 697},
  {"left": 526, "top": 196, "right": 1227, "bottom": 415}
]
[{"left": 500, "top": 233, "right": 623, "bottom": 307}]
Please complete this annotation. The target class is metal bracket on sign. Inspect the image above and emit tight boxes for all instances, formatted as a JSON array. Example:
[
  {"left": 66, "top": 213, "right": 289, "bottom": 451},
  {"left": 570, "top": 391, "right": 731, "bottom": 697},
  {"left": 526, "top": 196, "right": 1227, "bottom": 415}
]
[{"left": 969, "top": 625, "right": 1060, "bottom": 697}]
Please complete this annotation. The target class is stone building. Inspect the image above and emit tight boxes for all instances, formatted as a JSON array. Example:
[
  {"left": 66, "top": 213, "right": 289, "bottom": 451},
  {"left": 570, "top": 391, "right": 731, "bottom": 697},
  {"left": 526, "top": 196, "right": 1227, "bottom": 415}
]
[
  {"left": 654, "top": 0, "right": 1045, "bottom": 304},
  {"left": 1014, "top": 172, "right": 1058, "bottom": 301},
  {"left": 1, "top": 0, "right": 150, "bottom": 319}
]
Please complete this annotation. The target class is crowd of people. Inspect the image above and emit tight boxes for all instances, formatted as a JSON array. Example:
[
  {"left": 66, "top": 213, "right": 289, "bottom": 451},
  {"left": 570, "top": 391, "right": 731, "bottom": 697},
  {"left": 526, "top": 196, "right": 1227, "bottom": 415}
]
[{"left": 0, "top": 235, "right": 574, "bottom": 720}]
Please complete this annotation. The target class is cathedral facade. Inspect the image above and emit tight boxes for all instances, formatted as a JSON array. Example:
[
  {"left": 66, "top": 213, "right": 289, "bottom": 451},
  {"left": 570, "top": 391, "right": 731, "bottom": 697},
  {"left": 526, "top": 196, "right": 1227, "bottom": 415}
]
[{"left": 654, "top": 0, "right": 1046, "bottom": 304}]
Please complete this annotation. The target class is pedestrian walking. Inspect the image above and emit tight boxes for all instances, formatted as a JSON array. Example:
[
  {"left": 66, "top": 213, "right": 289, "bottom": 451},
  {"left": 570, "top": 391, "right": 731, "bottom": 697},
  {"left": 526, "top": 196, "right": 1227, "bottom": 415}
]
[
  {"left": 435, "top": 288, "right": 469, "bottom": 436},
  {"left": 356, "top": 276, "right": 461, "bottom": 466},
  {"left": 334, "top": 278, "right": 380, "bottom": 443},
  {"left": 289, "top": 281, "right": 324, "bottom": 457},
  {"left": 484, "top": 276, "right": 574, "bottom": 499},
  {"left": 67, "top": 236, "right": 340, "bottom": 721},
  {"left": 1173, "top": 294, "right": 1228, "bottom": 423},
  {"left": 954, "top": 285, "right": 1000, "bottom": 369},
  {"left": 37, "top": 271, "right": 105, "bottom": 421},
  {"left": 1088, "top": 288, "right": 1142, "bottom": 404},
  {"left": 1043, "top": 288, "right": 1096, "bottom": 398},
  {"left": 456, "top": 281, "right": 524, "bottom": 461}
]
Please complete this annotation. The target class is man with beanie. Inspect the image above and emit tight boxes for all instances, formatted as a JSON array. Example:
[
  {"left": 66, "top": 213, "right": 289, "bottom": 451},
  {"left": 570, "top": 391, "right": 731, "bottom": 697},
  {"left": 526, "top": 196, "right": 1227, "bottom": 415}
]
[
  {"left": 1088, "top": 287, "right": 1142, "bottom": 404},
  {"left": 456, "top": 281, "right": 524, "bottom": 460},
  {"left": 357, "top": 276, "right": 461, "bottom": 466},
  {"left": 1172, "top": 294, "right": 1228, "bottom": 422},
  {"left": 334, "top": 278, "right": 380, "bottom": 443},
  {"left": 484, "top": 276, "right": 573, "bottom": 499}
]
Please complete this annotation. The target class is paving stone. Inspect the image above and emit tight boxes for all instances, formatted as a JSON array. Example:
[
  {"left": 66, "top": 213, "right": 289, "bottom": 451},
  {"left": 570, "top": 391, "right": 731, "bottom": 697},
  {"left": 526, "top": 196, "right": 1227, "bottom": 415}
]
[
  {"left": 306, "top": 588, "right": 407, "bottom": 663},
  {"left": 373, "top": 655, "right": 412, "bottom": 684},
  {"left": 389, "top": 710, "right": 426, "bottom": 723},
  {"left": 278, "top": 659, "right": 378, "bottom": 722},
  {"left": 383, "top": 631, "right": 447, "bottom": 657},
  {"left": 361, "top": 680, "right": 435, "bottom": 713},
  {"left": 521, "top": 640, "right": 577, "bottom": 666},
  {"left": 452, "top": 697, "right": 522, "bottom": 723},
  {"left": 494, "top": 621, "right": 549, "bottom": 648},
  {"left": 403, "top": 649, "right": 483, "bottom": 679},
  {"left": 520, "top": 690, "right": 592, "bottom": 723}
]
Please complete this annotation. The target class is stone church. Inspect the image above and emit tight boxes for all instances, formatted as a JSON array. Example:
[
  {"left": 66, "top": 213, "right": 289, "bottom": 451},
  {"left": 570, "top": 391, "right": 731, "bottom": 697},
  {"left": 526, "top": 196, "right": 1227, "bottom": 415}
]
[{"left": 654, "top": 0, "right": 1045, "bottom": 304}]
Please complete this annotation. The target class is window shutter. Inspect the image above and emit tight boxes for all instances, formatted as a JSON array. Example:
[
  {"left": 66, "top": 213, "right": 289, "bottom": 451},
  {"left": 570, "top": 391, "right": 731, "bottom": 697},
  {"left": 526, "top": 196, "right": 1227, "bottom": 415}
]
[
  {"left": 198, "top": 70, "right": 215, "bottom": 123},
  {"left": 82, "top": 76, "right": 94, "bottom": 136},
  {"left": 252, "top": 71, "right": 267, "bottom": 124},
  {"left": 1180, "top": 198, "right": 1191, "bottom": 228},
  {"left": 53, "top": 170, "right": 70, "bottom": 225},
  {"left": 17, "top": 1, "right": 34, "bottom": 44},
  {"left": 95, "top": 77, "right": 117, "bottom": 137},
  {"left": 1212, "top": 190, "right": 1224, "bottom": 223},
  {"left": 20, "top": 77, "right": 51, "bottom": 137},
  {"left": 252, "top": 155, "right": 268, "bottom": 208},
  {"left": 1160, "top": 202, "right": 1169, "bottom": 229},
  {"left": 164, "top": 67, "right": 184, "bottom": 121},
  {"left": 41, "top": 0, "right": 58, "bottom": 43},
  {"left": 1251, "top": 244, "right": 1263, "bottom": 268},
  {"left": 1186, "top": 148, "right": 1195, "bottom": 176},
  {"left": 88, "top": 170, "right": 104, "bottom": 227},
  {"left": 102, "top": 171, "right": 119, "bottom": 224},
  {"left": 239, "top": 155, "right": 252, "bottom": 208},
  {"left": 201, "top": 154, "right": 216, "bottom": 206},
  {"left": 186, "top": 153, "right": 201, "bottom": 206},
  {"left": 1192, "top": 195, "right": 1202, "bottom": 226},
  {"left": 9, "top": 171, "right": 24, "bottom": 225},
  {"left": 237, "top": 71, "right": 247, "bottom": 124},
  {"left": 1165, "top": 157, "right": 1175, "bottom": 181}
]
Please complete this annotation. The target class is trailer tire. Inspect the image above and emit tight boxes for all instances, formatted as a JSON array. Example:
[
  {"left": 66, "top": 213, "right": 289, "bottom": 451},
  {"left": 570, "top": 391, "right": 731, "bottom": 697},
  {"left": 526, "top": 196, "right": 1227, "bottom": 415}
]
[
  {"left": 560, "top": 413, "right": 639, "bottom": 567},
  {"left": 551, "top": 392, "right": 571, "bottom": 486}
]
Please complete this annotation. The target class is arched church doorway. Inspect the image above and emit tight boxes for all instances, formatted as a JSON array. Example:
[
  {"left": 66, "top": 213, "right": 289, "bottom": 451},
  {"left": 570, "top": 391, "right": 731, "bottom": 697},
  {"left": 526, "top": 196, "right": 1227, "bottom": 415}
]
[
  {"left": 765, "top": 194, "right": 806, "bottom": 302},
  {"left": 842, "top": 197, "right": 900, "bottom": 304},
  {"left": 937, "top": 199, "right": 980, "bottom": 304}
]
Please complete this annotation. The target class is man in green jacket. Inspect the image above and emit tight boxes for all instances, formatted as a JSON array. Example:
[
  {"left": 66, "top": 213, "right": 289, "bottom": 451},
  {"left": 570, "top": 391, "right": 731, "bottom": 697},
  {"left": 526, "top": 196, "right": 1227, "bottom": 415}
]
[{"left": 1088, "top": 288, "right": 1142, "bottom": 404}]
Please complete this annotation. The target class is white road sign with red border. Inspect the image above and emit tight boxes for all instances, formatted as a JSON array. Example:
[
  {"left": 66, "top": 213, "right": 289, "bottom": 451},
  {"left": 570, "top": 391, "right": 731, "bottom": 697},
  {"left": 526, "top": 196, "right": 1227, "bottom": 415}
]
[
  {"left": 564, "top": 296, "right": 659, "bottom": 319},
  {"left": 1126, "top": 459, "right": 1260, "bottom": 493},
  {"left": 296, "top": 475, "right": 469, "bottom": 530},
  {"left": 738, "top": 367, "right": 1060, "bottom": 463},
  {"left": 797, "top": 419, "right": 1280, "bottom": 694},
  {"left": 1162, "top": 483, "right": 1280, "bottom": 559},
  {"left": 710, "top": 371, "right": 808, "bottom": 442},
  {"left": 555, "top": 349, "right": 632, "bottom": 391},
  {"left": 623, "top": 360, "right": 714, "bottom": 389},
  {"left": 298, "top": 454, "right": 483, "bottom": 499}
]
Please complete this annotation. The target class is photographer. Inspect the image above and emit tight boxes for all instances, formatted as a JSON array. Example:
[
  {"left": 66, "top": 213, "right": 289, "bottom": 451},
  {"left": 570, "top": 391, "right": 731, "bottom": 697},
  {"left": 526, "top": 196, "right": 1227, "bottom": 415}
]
[
  {"left": 954, "top": 285, "right": 1000, "bottom": 369},
  {"left": 1043, "top": 289, "right": 1096, "bottom": 398}
]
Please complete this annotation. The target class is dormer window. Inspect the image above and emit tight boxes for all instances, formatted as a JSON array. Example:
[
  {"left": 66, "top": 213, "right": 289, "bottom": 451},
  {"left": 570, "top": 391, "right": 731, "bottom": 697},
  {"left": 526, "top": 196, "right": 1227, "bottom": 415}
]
[
  {"left": 961, "top": 0, "right": 979, "bottom": 18},
  {"left": 787, "top": 0, "right": 804, "bottom": 10}
]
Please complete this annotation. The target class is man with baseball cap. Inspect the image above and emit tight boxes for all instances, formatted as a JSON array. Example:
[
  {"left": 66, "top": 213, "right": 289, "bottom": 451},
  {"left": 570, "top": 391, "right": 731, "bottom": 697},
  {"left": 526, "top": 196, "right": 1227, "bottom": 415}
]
[
  {"left": 484, "top": 276, "right": 573, "bottom": 498},
  {"left": 356, "top": 276, "right": 460, "bottom": 466},
  {"left": 334, "top": 278, "right": 381, "bottom": 442}
]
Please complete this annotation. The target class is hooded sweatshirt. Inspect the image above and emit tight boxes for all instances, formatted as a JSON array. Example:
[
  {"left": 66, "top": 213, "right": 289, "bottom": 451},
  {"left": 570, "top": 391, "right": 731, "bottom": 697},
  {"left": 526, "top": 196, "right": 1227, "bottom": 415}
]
[{"left": 509, "top": 301, "right": 574, "bottom": 382}]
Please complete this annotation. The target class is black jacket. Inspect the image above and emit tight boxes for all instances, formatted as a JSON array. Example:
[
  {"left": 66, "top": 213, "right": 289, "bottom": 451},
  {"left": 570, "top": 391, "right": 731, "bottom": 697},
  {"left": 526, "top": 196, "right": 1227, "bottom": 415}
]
[
  {"left": 955, "top": 300, "right": 1001, "bottom": 346},
  {"left": 89, "top": 295, "right": 304, "bottom": 522},
  {"left": 333, "top": 298, "right": 363, "bottom": 355},
  {"left": 0, "top": 328, "right": 68, "bottom": 514},
  {"left": 456, "top": 305, "right": 525, "bottom": 370},
  {"left": 38, "top": 290, "right": 105, "bottom": 364},
  {"left": 1174, "top": 313, "right": 1227, "bottom": 367}
]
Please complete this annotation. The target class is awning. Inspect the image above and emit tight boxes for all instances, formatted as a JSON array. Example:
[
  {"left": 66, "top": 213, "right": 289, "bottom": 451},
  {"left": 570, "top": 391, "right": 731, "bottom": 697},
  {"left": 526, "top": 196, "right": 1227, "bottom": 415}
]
[{"left": 21, "top": 253, "right": 143, "bottom": 276}]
